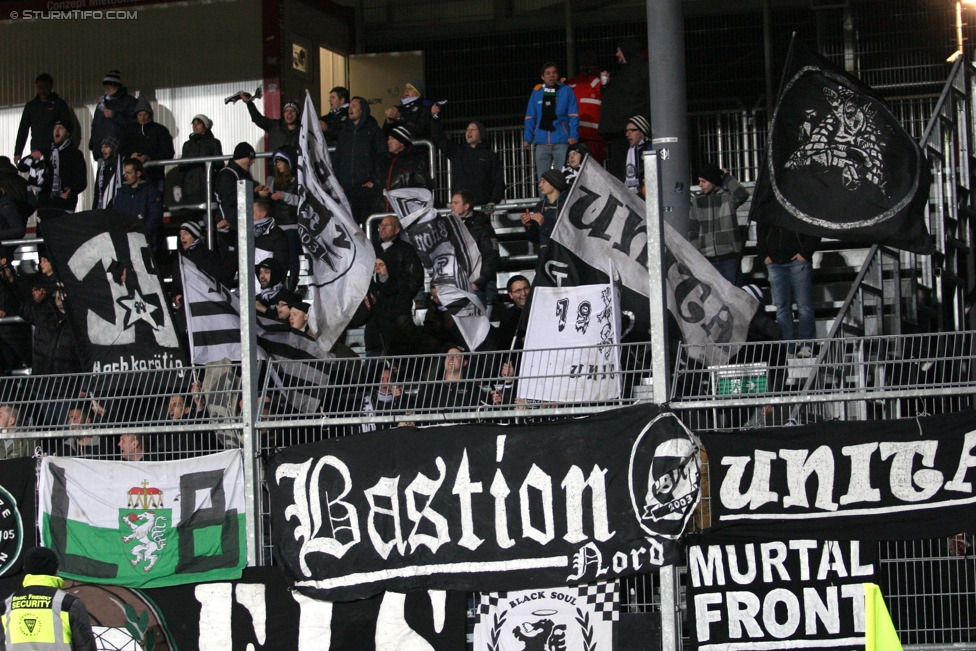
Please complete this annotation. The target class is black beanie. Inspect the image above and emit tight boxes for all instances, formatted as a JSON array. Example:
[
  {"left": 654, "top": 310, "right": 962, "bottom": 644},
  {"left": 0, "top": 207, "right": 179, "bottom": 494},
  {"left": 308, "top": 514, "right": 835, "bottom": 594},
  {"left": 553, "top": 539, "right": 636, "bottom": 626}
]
[
  {"left": 24, "top": 546, "right": 59, "bottom": 576},
  {"left": 541, "top": 168, "right": 568, "bottom": 192},
  {"left": 698, "top": 163, "right": 724, "bottom": 188}
]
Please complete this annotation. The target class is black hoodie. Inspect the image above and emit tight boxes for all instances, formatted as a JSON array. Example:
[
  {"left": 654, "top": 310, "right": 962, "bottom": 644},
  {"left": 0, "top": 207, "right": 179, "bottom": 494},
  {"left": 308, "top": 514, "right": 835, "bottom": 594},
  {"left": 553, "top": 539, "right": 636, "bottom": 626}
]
[
  {"left": 15, "top": 91, "right": 74, "bottom": 157},
  {"left": 334, "top": 97, "right": 386, "bottom": 190},
  {"left": 89, "top": 86, "right": 138, "bottom": 153},
  {"left": 598, "top": 38, "right": 651, "bottom": 137},
  {"left": 120, "top": 97, "right": 175, "bottom": 183}
]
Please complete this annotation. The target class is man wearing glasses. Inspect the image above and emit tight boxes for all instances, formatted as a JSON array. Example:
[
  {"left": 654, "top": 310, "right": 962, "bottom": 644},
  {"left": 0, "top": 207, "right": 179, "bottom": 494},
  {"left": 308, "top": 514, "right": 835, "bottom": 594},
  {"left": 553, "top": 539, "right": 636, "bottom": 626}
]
[{"left": 623, "top": 115, "right": 653, "bottom": 196}]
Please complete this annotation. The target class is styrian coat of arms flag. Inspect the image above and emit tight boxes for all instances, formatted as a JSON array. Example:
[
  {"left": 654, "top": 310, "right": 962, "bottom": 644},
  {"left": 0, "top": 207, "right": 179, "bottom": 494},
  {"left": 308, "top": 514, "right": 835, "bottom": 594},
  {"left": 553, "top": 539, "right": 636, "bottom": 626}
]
[{"left": 38, "top": 451, "right": 246, "bottom": 589}]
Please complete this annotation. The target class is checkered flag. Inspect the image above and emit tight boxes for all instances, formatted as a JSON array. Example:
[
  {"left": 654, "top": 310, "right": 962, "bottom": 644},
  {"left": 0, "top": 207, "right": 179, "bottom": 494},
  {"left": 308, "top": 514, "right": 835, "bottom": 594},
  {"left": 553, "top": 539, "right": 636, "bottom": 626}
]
[
  {"left": 574, "top": 580, "right": 620, "bottom": 622},
  {"left": 476, "top": 591, "right": 507, "bottom": 624}
]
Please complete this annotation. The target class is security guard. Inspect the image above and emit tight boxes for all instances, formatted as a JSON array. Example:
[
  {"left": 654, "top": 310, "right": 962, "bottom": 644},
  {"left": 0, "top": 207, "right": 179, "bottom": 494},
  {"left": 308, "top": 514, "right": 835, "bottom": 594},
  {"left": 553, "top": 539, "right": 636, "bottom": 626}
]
[{"left": 0, "top": 547, "right": 94, "bottom": 651}]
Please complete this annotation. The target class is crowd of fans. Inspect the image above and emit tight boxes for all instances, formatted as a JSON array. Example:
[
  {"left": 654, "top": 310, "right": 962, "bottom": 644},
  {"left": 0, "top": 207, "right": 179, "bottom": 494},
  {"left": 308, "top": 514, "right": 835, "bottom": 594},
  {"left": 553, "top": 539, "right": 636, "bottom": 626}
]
[{"left": 0, "top": 37, "right": 829, "bottom": 457}]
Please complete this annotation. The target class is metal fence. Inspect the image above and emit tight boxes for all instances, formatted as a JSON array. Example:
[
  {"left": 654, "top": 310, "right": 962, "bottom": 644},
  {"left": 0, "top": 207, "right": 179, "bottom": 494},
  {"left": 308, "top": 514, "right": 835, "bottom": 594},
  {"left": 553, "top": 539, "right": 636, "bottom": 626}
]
[
  {"left": 0, "top": 332, "right": 975, "bottom": 646},
  {"left": 670, "top": 332, "right": 976, "bottom": 649}
]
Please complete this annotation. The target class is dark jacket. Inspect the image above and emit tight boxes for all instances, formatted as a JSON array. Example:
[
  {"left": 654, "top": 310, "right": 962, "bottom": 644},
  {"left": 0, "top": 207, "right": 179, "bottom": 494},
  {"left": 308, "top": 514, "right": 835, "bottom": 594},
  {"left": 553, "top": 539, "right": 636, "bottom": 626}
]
[
  {"left": 265, "top": 176, "right": 299, "bottom": 226},
  {"left": 322, "top": 105, "right": 349, "bottom": 143},
  {"left": 598, "top": 42, "right": 650, "bottom": 137},
  {"left": 0, "top": 158, "right": 30, "bottom": 206},
  {"left": 495, "top": 302, "right": 525, "bottom": 350},
  {"left": 384, "top": 98, "right": 432, "bottom": 140},
  {"left": 756, "top": 219, "right": 821, "bottom": 266},
  {"left": 28, "top": 143, "right": 88, "bottom": 212},
  {"left": 120, "top": 98, "right": 175, "bottom": 183},
  {"left": 15, "top": 92, "right": 74, "bottom": 157},
  {"left": 371, "top": 147, "right": 432, "bottom": 212},
  {"left": 178, "top": 131, "right": 223, "bottom": 205},
  {"left": 214, "top": 161, "right": 253, "bottom": 230},
  {"left": 1, "top": 574, "right": 95, "bottom": 651},
  {"left": 334, "top": 104, "right": 386, "bottom": 190},
  {"left": 461, "top": 211, "right": 500, "bottom": 289},
  {"left": 525, "top": 194, "right": 563, "bottom": 247},
  {"left": 114, "top": 181, "right": 164, "bottom": 254},
  {"left": 374, "top": 237, "right": 424, "bottom": 317},
  {"left": 430, "top": 120, "right": 505, "bottom": 205},
  {"left": 89, "top": 87, "right": 138, "bottom": 153},
  {"left": 172, "top": 238, "right": 238, "bottom": 295},
  {"left": 357, "top": 274, "right": 405, "bottom": 354},
  {"left": 20, "top": 296, "right": 82, "bottom": 376},
  {"left": 246, "top": 101, "right": 300, "bottom": 152},
  {"left": 255, "top": 225, "right": 290, "bottom": 267}
]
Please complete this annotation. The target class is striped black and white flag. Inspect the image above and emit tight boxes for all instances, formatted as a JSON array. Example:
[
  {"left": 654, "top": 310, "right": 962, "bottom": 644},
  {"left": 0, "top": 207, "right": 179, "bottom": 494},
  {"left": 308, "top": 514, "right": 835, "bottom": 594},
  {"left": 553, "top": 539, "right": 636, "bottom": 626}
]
[
  {"left": 297, "top": 92, "right": 374, "bottom": 356},
  {"left": 387, "top": 187, "right": 489, "bottom": 350},
  {"left": 180, "top": 255, "right": 330, "bottom": 412}
]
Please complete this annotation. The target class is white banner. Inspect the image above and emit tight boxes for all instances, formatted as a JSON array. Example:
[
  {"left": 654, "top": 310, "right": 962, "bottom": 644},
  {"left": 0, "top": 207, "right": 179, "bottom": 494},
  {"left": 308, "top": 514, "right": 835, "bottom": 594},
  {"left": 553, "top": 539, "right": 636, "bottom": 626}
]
[
  {"left": 518, "top": 284, "right": 621, "bottom": 402},
  {"left": 298, "top": 92, "right": 374, "bottom": 355},
  {"left": 551, "top": 158, "right": 758, "bottom": 366},
  {"left": 473, "top": 581, "right": 618, "bottom": 651}
]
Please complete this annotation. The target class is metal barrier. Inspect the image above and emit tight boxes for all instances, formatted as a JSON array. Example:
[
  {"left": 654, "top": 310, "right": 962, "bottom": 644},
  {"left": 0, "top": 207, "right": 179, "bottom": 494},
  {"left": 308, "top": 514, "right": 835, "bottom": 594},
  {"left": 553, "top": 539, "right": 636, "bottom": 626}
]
[
  {"left": 669, "top": 333, "right": 976, "bottom": 649},
  {"left": 0, "top": 332, "right": 975, "bottom": 647}
]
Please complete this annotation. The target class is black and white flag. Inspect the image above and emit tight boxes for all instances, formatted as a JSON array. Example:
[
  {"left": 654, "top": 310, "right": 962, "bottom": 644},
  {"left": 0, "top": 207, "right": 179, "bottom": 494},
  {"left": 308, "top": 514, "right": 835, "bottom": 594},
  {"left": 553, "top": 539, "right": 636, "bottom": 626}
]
[
  {"left": 180, "top": 255, "right": 330, "bottom": 412},
  {"left": 387, "top": 188, "right": 489, "bottom": 350},
  {"left": 549, "top": 159, "right": 759, "bottom": 366},
  {"left": 749, "top": 39, "right": 933, "bottom": 254},
  {"left": 687, "top": 539, "right": 877, "bottom": 651},
  {"left": 518, "top": 283, "right": 622, "bottom": 402},
  {"left": 701, "top": 409, "right": 976, "bottom": 541},
  {"left": 298, "top": 92, "right": 374, "bottom": 355},
  {"left": 472, "top": 581, "right": 619, "bottom": 651},
  {"left": 269, "top": 404, "right": 700, "bottom": 601},
  {"left": 38, "top": 209, "right": 186, "bottom": 374}
]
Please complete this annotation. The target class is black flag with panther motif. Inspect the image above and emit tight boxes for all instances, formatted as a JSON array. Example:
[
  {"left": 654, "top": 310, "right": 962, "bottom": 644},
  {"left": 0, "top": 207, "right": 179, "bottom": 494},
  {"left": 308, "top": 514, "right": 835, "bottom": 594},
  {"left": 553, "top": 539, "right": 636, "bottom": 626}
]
[
  {"left": 749, "top": 39, "right": 933, "bottom": 254},
  {"left": 38, "top": 210, "right": 187, "bottom": 375}
]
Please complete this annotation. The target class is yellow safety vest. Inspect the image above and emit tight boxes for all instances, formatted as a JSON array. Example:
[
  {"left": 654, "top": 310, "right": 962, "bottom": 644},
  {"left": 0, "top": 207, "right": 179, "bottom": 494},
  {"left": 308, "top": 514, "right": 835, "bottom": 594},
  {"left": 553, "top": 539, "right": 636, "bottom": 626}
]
[{"left": 1, "top": 575, "right": 73, "bottom": 651}]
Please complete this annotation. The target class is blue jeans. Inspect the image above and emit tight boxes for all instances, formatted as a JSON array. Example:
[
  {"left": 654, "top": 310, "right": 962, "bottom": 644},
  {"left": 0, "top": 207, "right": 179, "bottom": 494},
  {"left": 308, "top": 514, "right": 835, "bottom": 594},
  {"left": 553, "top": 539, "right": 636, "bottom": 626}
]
[
  {"left": 534, "top": 143, "right": 569, "bottom": 181},
  {"left": 767, "top": 259, "right": 815, "bottom": 341},
  {"left": 711, "top": 258, "right": 741, "bottom": 288}
]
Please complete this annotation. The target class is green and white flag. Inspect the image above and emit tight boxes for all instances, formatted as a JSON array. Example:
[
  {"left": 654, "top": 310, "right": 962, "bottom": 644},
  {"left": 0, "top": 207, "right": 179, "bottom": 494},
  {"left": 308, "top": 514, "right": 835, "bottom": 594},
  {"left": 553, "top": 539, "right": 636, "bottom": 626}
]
[{"left": 39, "top": 450, "right": 246, "bottom": 589}]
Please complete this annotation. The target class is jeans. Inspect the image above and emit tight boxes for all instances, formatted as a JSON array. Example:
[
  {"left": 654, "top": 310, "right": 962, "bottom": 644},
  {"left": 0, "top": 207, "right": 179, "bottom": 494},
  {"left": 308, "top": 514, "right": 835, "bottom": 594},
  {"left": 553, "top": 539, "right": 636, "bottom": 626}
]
[
  {"left": 534, "top": 143, "right": 569, "bottom": 181},
  {"left": 711, "top": 258, "right": 742, "bottom": 288},
  {"left": 767, "top": 259, "right": 815, "bottom": 341}
]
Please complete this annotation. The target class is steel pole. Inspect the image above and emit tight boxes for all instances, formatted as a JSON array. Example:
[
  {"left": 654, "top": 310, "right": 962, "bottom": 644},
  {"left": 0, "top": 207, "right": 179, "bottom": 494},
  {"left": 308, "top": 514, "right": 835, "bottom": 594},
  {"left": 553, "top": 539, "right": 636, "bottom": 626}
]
[
  {"left": 643, "top": 150, "right": 680, "bottom": 651},
  {"left": 647, "top": 0, "right": 690, "bottom": 238},
  {"left": 236, "top": 179, "right": 260, "bottom": 566}
]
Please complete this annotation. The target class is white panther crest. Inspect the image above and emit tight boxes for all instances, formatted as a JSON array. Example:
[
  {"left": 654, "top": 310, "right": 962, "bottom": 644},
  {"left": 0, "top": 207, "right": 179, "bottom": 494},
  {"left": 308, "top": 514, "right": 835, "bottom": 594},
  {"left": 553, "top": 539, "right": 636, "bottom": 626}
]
[{"left": 122, "top": 511, "right": 168, "bottom": 572}]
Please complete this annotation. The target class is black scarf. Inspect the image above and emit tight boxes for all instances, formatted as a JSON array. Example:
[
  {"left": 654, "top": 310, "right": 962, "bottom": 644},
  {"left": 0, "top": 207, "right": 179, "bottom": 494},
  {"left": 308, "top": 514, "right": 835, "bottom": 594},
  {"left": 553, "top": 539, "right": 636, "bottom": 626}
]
[{"left": 539, "top": 86, "right": 558, "bottom": 132}]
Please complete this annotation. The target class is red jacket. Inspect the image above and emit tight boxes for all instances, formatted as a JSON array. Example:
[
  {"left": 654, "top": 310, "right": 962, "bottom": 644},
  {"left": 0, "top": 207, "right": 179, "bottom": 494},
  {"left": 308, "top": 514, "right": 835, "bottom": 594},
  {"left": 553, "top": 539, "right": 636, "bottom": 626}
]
[{"left": 567, "top": 70, "right": 602, "bottom": 143}]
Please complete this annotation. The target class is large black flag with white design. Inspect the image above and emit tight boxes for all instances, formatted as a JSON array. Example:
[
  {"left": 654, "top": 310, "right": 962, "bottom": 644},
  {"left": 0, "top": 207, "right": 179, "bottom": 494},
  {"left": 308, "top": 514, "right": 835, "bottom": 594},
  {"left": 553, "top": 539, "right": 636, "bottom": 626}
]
[
  {"left": 749, "top": 39, "right": 933, "bottom": 254},
  {"left": 38, "top": 210, "right": 187, "bottom": 374},
  {"left": 269, "top": 404, "right": 700, "bottom": 601}
]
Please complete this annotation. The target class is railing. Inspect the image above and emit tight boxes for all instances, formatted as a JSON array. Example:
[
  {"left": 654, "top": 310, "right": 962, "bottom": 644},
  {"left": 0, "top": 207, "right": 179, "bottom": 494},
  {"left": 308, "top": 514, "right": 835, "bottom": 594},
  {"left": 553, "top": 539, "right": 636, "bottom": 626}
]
[
  {"left": 669, "top": 332, "right": 976, "bottom": 649},
  {"left": 1, "top": 332, "right": 975, "bottom": 648},
  {"left": 145, "top": 138, "right": 438, "bottom": 238}
]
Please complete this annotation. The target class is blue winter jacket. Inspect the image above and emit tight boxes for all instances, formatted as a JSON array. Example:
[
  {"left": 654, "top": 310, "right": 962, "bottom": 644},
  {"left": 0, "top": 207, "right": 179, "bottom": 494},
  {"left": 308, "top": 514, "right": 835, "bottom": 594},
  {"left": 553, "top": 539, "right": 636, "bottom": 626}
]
[{"left": 523, "top": 83, "right": 580, "bottom": 145}]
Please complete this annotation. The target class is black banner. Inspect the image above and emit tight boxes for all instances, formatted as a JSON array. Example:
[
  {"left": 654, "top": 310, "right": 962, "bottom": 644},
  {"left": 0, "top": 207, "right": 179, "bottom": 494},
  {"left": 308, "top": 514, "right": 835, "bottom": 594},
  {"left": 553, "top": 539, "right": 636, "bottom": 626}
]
[
  {"left": 686, "top": 539, "right": 877, "bottom": 651},
  {"left": 701, "top": 410, "right": 976, "bottom": 540},
  {"left": 269, "top": 405, "right": 701, "bottom": 601},
  {"left": 38, "top": 210, "right": 187, "bottom": 374},
  {"left": 748, "top": 39, "right": 933, "bottom": 254},
  {"left": 0, "top": 567, "right": 465, "bottom": 651},
  {"left": 0, "top": 458, "right": 36, "bottom": 578}
]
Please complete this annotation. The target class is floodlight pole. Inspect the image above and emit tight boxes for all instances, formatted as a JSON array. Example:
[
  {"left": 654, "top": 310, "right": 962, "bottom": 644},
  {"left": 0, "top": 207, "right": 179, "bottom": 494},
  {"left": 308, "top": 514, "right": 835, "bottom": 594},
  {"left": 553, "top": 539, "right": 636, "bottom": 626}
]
[{"left": 648, "top": 0, "right": 690, "bottom": 238}]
